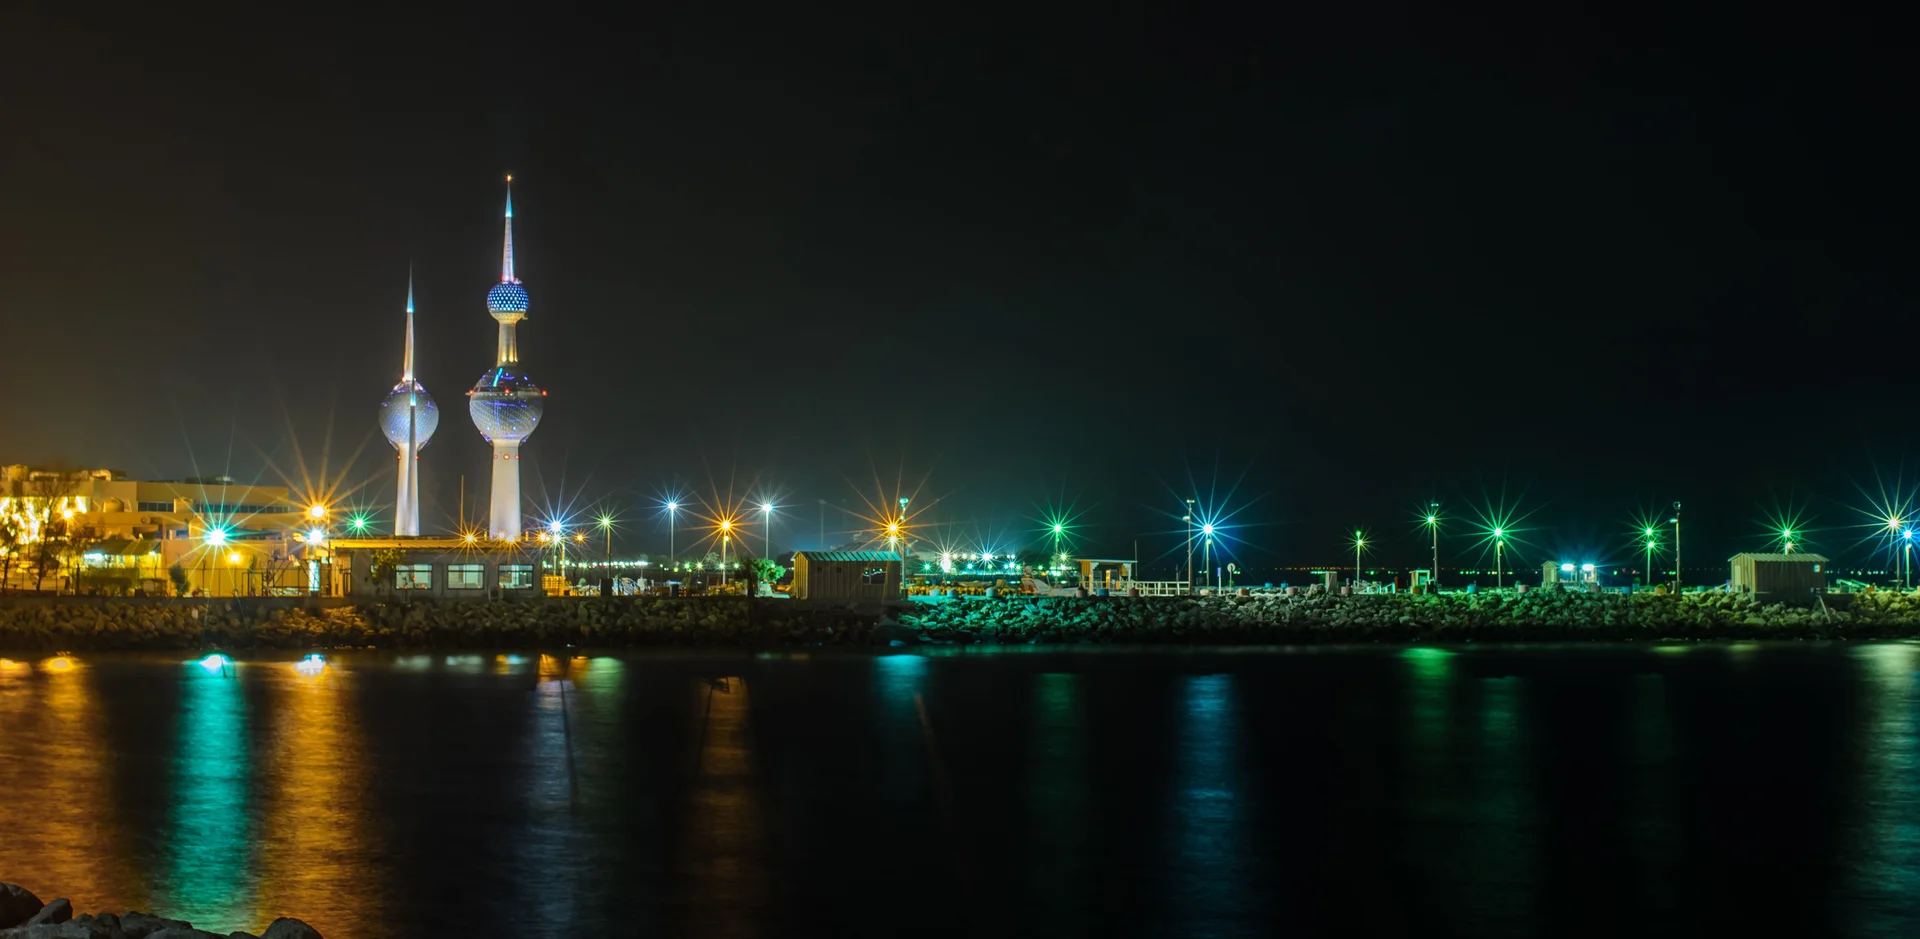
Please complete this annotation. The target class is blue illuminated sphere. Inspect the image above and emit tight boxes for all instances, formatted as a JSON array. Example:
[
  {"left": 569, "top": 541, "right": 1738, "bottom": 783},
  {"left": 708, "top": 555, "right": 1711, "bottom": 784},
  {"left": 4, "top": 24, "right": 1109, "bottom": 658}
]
[
  {"left": 487, "top": 282, "right": 530, "bottom": 315},
  {"left": 378, "top": 381, "right": 439, "bottom": 449},
  {"left": 468, "top": 367, "right": 544, "bottom": 442}
]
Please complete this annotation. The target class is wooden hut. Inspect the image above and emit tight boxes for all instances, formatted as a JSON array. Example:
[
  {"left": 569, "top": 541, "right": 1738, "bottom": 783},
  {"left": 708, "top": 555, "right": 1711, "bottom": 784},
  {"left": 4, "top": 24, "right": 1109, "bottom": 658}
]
[
  {"left": 1729, "top": 553, "right": 1829, "bottom": 598},
  {"left": 791, "top": 550, "right": 901, "bottom": 601}
]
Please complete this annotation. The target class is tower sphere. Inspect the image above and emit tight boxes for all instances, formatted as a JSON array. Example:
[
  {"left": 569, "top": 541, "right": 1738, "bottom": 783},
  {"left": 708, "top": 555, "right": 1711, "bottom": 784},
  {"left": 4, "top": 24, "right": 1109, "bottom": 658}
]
[
  {"left": 380, "top": 380, "right": 440, "bottom": 447},
  {"left": 468, "top": 366, "right": 544, "bottom": 443},
  {"left": 487, "top": 282, "right": 529, "bottom": 316}
]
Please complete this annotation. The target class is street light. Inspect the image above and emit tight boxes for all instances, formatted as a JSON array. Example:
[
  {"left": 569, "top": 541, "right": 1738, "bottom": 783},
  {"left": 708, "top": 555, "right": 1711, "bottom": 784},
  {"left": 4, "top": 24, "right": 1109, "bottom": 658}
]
[
  {"left": 549, "top": 519, "right": 565, "bottom": 584},
  {"left": 665, "top": 501, "right": 679, "bottom": 567},
  {"left": 596, "top": 513, "right": 615, "bottom": 560},
  {"left": 1051, "top": 522, "right": 1065, "bottom": 562},
  {"left": 1185, "top": 500, "right": 1197, "bottom": 593},
  {"left": 1670, "top": 502, "right": 1682, "bottom": 593},
  {"left": 1644, "top": 526, "right": 1658, "bottom": 589},
  {"left": 1424, "top": 504, "right": 1441, "bottom": 590},
  {"left": 1201, "top": 522, "right": 1215, "bottom": 589},
  {"left": 1353, "top": 529, "right": 1366, "bottom": 589},
  {"left": 719, "top": 518, "right": 733, "bottom": 586},
  {"left": 1904, "top": 528, "right": 1914, "bottom": 591},
  {"left": 761, "top": 502, "right": 774, "bottom": 558},
  {"left": 1493, "top": 527, "right": 1505, "bottom": 588}
]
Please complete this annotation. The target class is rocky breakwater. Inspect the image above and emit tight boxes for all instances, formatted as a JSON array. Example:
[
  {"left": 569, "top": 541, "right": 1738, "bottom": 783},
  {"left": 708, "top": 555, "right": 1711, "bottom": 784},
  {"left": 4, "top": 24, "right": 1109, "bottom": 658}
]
[
  {"left": 899, "top": 588, "right": 1920, "bottom": 643},
  {"left": 1, "top": 883, "right": 321, "bottom": 939},
  {"left": 0, "top": 597, "right": 883, "bottom": 651}
]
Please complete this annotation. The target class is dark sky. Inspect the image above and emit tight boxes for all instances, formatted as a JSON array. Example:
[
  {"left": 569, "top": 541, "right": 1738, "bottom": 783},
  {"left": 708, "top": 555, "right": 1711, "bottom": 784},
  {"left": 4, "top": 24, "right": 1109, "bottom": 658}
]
[{"left": 2, "top": 1, "right": 1911, "bottom": 574}]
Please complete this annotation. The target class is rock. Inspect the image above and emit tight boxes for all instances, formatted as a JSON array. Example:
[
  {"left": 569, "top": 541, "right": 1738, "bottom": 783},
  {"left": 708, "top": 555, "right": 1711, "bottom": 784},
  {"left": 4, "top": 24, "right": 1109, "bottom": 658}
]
[
  {"left": 120, "top": 913, "right": 195, "bottom": 938},
  {"left": 144, "top": 930, "right": 226, "bottom": 939},
  {"left": 1, "top": 923, "right": 112, "bottom": 939},
  {"left": 227, "top": 933, "right": 260, "bottom": 939},
  {"left": 258, "top": 919, "right": 322, "bottom": 939},
  {"left": 23, "top": 901, "right": 70, "bottom": 927},
  {"left": 0, "top": 884, "right": 42, "bottom": 929}
]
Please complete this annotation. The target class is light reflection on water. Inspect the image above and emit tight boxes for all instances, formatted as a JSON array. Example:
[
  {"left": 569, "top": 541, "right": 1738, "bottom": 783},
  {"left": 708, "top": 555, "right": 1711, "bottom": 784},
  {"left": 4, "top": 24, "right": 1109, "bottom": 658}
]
[
  {"left": 163, "top": 660, "right": 253, "bottom": 931},
  {"left": 5, "top": 646, "right": 1920, "bottom": 937}
]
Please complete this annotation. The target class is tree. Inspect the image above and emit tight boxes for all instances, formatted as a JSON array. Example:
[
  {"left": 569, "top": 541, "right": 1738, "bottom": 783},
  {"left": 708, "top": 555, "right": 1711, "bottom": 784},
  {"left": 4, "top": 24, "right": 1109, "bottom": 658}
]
[
  {"left": 368, "top": 547, "right": 408, "bottom": 596},
  {"left": 169, "top": 562, "right": 190, "bottom": 598},
  {"left": 0, "top": 514, "right": 21, "bottom": 594},
  {"left": 747, "top": 557, "right": 787, "bottom": 595}
]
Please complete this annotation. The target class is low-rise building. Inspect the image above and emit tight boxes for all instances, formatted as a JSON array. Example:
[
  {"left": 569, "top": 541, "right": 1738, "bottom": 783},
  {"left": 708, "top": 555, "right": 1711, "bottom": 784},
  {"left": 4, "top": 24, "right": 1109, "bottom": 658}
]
[
  {"left": 3, "top": 464, "right": 315, "bottom": 595},
  {"left": 326, "top": 537, "right": 548, "bottom": 598},
  {"left": 791, "top": 550, "right": 901, "bottom": 601},
  {"left": 1730, "top": 552, "right": 1829, "bottom": 598}
]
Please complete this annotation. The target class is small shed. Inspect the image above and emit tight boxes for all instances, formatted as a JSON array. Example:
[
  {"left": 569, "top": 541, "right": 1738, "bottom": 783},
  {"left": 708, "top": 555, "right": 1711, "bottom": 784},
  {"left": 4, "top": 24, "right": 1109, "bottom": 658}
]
[
  {"left": 791, "top": 550, "right": 901, "bottom": 601},
  {"left": 1730, "top": 553, "right": 1829, "bottom": 597}
]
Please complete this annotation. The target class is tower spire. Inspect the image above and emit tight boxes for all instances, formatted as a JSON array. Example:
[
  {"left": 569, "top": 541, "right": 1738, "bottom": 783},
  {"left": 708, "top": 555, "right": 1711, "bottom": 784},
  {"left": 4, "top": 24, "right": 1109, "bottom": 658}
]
[
  {"left": 402, "top": 265, "right": 416, "bottom": 382},
  {"left": 501, "top": 174, "right": 517, "bottom": 284}
]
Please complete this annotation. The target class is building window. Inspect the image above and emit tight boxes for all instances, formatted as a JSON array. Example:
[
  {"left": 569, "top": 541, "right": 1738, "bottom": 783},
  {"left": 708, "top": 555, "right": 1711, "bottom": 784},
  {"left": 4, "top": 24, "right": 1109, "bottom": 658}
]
[
  {"left": 137, "top": 501, "right": 174, "bottom": 513},
  {"left": 499, "top": 564, "right": 534, "bottom": 589},
  {"left": 447, "top": 564, "right": 485, "bottom": 590},
  {"left": 862, "top": 567, "right": 888, "bottom": 585},
  {"left": 395, "top": 564, "right": 433, "bottom": 590}
]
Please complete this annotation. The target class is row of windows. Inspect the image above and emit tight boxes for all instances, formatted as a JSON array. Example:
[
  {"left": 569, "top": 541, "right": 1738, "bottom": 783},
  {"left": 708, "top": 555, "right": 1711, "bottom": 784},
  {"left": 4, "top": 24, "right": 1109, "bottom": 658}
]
[
  {"left": 137, "top": 501, "right": 177, "bottom": 513},
  {"left": 394, "top": 563, "right": 535, "bottom": 591},
  {"left": 201, "top": 503, "right": 296, "bottom": 515}
]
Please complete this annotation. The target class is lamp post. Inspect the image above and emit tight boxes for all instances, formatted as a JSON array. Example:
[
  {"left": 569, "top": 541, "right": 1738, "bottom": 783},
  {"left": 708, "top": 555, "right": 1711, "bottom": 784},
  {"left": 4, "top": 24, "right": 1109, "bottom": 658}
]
[
  {"left": 597, "top": 514, "right": 614, "bottom": 560},
  {"left": 1904, "top": 527, "right": 1914, "bottom": 591},
  {"left": 1354, "top": 530, "right": 1365, "bottom": 590},
  {"left": 549, "top": 519, "right": 564, "bottom": 586},
  {"left": 1781, "top": 530, "right": 1795, "bottom": 556},
  {"left": 1493, "top": 528, "right": 1505, "bottom": 588},
  {"left": 1670, "top": 502, "right": 1682, "bottom": 593},
  {"left": 1425, "top": 504, "right": 1440, "bottom": 590},
  {"left": 1644, "top": 526, "right": 1657, "bottom": 590},
  {"left": 1051, "top": 522, "right": 1065, "bottom": 563},
  {"left": 761, "top": 502, "right": 774, "bottom": 558},
  {"left": 666, "top": 501, "right": 678, "bottom": 568},
  {"left": 719, "top": 518, "right": 732, "bottom": 586},
  {"left": 1201, "top": 523, "right": 1214, "bottom": 590},
  {"left": 1185, "top": 500, "right": 1196, "bottom": 593}
]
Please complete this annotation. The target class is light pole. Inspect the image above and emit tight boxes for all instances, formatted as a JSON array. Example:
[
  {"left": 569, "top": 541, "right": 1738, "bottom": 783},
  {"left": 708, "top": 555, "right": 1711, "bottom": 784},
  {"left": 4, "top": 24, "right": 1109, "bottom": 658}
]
[
  {"left": 1201, "top": 523, "right": 1214, "bottom": 589},
  {"left": 1781, "top": 529, "right": 1795, "bottom": 556},
  {"left": 1425, "top": 504, "right": 1440, "bottom": 590},
  {"left": 761, "top": 502, "right": 774, "bottom": 558},
  {"left": 1644, "top": 526, "right": 1657, "bottom": 589},
  {"left": 666, "top": 501, "right": 678, "bottom": 568},
  {"left": 818, "top": 499, "right": 827, "bottom": 550},
  {"left": 1051, "top": 522, "right": 1064, "bottom": 562},
  {"left": 719, "top": 518, "right": 732, "bottom": 586},
  {"left": 1904, "top": 528, "right": 1914, "bottom": 591},
  {"left": 1353, "top": 529, "right": 1366, "bottom": 590},
  {"left": 1493, "top": 528, "right": 1505, "bottom": 588},
  {"left": 597, "top": 514, "right": 614, "bottom": 560},
  {"left": 1185, "top": 499, "right": 1196, "bottom": 592},
  {"left": 1670, "top": 502, "right": 1681, "bottom": 593},
  {"left": 549, "top": 519, "right": 564, "bottom": 586}
]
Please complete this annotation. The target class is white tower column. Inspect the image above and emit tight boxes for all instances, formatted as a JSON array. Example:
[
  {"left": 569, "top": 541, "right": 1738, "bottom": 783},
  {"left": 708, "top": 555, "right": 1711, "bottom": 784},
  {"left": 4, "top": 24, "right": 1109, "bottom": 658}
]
[{"left": 490, "top": 441, "right": 521, "bottom": 539}]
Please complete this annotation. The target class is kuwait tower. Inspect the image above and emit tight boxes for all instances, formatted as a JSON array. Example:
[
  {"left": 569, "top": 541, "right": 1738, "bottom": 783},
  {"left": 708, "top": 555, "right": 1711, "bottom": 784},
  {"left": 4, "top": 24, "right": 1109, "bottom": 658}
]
[
  {"left": 379, "top": 272, "right": 438, "bottom": 535},
  {"left": 468, "top": 176, "right": 545, "bottom": 539}
]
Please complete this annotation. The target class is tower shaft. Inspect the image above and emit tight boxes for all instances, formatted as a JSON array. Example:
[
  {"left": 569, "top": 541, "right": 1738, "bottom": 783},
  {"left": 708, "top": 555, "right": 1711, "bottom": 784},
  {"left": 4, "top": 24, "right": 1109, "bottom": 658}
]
[
  {"left": 489, "top": 440, "right": 521, "bottom": 539},
  {"left": 497, "top": 320, "right": 518, "bottom": 365}
]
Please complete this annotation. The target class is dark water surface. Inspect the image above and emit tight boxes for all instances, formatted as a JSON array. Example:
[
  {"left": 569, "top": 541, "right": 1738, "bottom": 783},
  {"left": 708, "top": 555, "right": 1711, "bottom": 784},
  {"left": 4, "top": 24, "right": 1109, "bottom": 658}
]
[{"left": 4, "top": 644, "right": 1920, "bottom": 937}]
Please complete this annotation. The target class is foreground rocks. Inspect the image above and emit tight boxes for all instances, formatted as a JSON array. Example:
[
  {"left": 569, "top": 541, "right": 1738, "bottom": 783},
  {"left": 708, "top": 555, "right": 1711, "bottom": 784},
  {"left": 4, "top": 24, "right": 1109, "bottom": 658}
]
[
  {"left": 0, "top": 884, "right": 320, "bottom": 939},
  {"left": 6, "top": 589, "right": 1920, "bottom": 651}
]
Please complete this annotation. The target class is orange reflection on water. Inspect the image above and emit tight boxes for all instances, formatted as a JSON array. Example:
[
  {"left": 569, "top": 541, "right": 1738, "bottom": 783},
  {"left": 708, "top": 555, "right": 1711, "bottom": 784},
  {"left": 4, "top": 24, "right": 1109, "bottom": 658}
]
[
  {"left": 682, "top": 676, "right": 766, "bottom": 932},
  {"left": 0, "top": 657, "right": 143, "bottom": 910},
  {"left": 254, "top": 661, "right": 382, "bottom": 935}
]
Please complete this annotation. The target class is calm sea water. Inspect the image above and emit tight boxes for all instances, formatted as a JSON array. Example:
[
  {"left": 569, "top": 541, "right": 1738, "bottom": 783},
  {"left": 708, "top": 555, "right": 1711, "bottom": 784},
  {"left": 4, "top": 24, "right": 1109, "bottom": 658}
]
[{"left": 3, "top": 644, "right": 1919, "bottom": 937}]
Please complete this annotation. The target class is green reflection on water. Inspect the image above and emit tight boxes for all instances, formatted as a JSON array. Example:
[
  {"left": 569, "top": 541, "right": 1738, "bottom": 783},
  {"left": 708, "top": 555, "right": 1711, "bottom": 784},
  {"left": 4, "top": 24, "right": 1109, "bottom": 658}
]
[
  {"left": 164, "top": 661, "right": 254, "bottom": 932},
  {"left": 1843, "top": 643, "right": 1920, "bottom": 931},
  {"left": 1028, "top": 674, "right": 1088, "bottom": 909}
]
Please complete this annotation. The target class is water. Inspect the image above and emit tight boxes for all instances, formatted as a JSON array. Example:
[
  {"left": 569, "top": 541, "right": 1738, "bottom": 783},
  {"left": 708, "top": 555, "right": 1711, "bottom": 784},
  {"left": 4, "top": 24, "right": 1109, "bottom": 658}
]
[{"left": 3, "top": 644, "right": 1920, "bottom": 937}]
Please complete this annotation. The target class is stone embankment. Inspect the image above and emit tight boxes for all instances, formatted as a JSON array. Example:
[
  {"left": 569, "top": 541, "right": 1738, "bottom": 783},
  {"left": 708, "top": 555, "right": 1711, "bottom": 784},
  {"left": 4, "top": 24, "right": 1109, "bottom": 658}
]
[
  {"left": 5, "top": 589, "right": 1920, "bottom": 651},
  {"left": 1, "top": 882, "right": 321, "bottom": 939}
]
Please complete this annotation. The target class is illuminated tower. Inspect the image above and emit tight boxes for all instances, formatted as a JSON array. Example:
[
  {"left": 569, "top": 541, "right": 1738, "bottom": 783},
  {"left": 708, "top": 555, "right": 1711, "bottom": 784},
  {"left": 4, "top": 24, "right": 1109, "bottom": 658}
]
[
  {"left": 379, "top": 273, "right": 439, "bottom": 536},
  {"left": 468, "top": 176, "right": 545, "bottom": 539}
]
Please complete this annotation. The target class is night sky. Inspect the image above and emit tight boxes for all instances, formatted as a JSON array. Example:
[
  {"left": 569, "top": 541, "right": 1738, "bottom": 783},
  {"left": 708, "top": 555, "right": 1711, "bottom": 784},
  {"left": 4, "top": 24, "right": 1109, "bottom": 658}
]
[{"left": 3, "top": 2, "right": 1910, "bottom": 574}]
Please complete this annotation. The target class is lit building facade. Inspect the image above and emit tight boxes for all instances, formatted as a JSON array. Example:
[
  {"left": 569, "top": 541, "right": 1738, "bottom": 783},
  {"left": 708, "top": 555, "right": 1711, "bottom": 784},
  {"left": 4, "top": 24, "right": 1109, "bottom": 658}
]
[
  {"left": 1, "top": 464, "right": 317, "bottom": 596},
  {"left": 468, "top": 177, "right": 546, "bottom": 540}
]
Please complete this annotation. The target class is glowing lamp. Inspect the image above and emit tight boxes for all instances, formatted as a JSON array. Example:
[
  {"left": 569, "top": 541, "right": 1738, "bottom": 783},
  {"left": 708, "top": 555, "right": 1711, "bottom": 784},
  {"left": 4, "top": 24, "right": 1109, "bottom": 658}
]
[
  {"left": 549, "top": 520, "right": 563, "bottom": 534},
  {"left": 1581, "top": 563, "right": 1595, "bottom": 573},
  {"left": 308, "top": 504, "right": 327, "bottom": 520},
  {"left": 1561, "top": 563, "right": 1574, "bottom": 572},
  {"left": 206, "top": 528, "right": 228, "bottom": 546},
  {"left": 1202, "top": 524, "right": 1214, "bottom": 536},
  {"left": 307, "top": 528, "right": 326, "bottom": 545}
]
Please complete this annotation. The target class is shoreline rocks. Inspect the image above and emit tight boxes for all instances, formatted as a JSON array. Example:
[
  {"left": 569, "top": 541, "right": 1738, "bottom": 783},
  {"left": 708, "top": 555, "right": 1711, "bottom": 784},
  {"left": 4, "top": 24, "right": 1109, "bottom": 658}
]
[
  {"left": 0, "top": 884, "right": 321, "bottom": 939},
  {"left": 5, "top": 590, "right": 1920, "bottom": 652}
]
